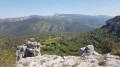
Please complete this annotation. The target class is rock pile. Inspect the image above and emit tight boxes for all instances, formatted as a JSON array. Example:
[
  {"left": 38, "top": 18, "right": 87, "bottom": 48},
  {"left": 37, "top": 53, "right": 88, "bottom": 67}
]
[
  {"left": 16, "top": 41, "right": 40, "bottom": 61},
  {"left": 16, "top": 43, "right": 120, "bottom": 67}
]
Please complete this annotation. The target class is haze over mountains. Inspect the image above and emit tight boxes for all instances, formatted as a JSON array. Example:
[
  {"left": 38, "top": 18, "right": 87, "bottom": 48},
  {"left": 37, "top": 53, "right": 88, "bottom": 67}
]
[
  {"left": 53, "top": 13, "right": 112, "bottom": 27},
  {"left": 0, "top": 14, "right": 112, "bottom": 35}
]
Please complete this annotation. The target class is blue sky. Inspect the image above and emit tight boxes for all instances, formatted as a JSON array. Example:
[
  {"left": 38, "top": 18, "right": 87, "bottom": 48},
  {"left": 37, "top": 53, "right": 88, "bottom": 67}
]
[{"left": 0, "top": 0, "right": 120, "bottom": 18}]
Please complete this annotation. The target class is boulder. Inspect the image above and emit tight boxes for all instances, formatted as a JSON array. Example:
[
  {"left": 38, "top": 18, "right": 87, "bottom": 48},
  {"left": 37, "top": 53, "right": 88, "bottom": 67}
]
[
  {"left": 79, "top": 45, "right": 97, "bottom": 56},
  {"left": 16, "top": 41, "right": 40, "bottom": 61}
]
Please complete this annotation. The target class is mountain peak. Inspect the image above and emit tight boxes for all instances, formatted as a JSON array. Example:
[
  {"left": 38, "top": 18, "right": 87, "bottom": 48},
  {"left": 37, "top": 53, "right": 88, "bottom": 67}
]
[{"left": 54, "top": 13, "right": 61, "bottom": 16}]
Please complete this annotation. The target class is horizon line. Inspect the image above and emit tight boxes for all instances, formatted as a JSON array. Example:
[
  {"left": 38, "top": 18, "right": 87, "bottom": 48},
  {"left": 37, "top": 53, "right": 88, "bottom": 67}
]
[{"left": 0, "top": 13, "right": 115, "bottom": 19}]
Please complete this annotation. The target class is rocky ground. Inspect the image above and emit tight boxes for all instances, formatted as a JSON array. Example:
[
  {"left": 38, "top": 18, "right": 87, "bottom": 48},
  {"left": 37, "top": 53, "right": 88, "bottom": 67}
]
[{"left": 16, "top": 42, "right": 120, "bottom": 67}]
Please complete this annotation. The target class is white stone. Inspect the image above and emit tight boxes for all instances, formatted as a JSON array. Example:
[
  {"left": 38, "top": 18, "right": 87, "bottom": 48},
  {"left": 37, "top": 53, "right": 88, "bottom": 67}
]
[
  {"left": 16, "top": 41, "right": 40, "bottom": 61},
  {"left": 86, "top": 45, "right": 94, "bottom": 54},
  {"left": 93, "top": 51, "right": 100, "bottom": 56},
  {"left": 64, "top": 59, "right": 75, "bottom": 66},
  {"left": 106, "top": 53, "right": 120, "bottom": 59},
  {"left": 79, "top": 45, "right": 95, "bottom": 56},
  {"left": 78, "top": 62, "right": 89, "bottom": 67}
]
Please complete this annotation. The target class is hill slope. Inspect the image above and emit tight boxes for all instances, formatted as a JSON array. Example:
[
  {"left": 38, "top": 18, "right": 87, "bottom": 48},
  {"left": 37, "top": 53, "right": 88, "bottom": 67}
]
[
  {"left": 63, "top": 16, "right": 120, "bottom": 55},
  {"left": 0, "top": 18, "right": 93, "bottom": 35},
  {"left": 53, "top": 13, "right": 112, "bottom": 28},
  {"left": 0, "top": 14, "right": 112, "bottom": 35}
]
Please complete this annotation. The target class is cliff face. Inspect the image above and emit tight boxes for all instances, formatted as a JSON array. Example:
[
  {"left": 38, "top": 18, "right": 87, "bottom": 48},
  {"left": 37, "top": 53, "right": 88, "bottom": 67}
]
[
  {"left": 106, "top": 22, "right": 120, "bottom": 30},
  {"left": 106, "top": 16, "right": 120, "bottom": 30}
]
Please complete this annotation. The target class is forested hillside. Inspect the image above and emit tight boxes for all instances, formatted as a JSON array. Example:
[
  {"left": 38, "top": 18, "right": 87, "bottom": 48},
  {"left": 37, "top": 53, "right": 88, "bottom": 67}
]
[
  {"left": 0, "top": 35, "right": 26, "bottom": 67},
  {"left": 53, "top": 13, "right": 112, "bottom": 28},
  {"left": 0, "top": 18, "right": 93, "bottom": 35},
  {"left": 27, "top": 16, "right": 120, "bottom": 56}
]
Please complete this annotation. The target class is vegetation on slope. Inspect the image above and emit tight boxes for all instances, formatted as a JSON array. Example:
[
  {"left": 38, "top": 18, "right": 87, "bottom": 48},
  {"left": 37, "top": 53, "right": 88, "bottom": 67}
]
[
  {"left": 0, "top": 27, "right": 120, "bottom": 66},
  {"left": 0, "top": 18, "right": 93, "bottom": 35},
  {"left": 53, "top": 14, "right": 112, "bottom": 28},
  {"left": 0, "top": 35, "right": 26, "bottom": 67}
]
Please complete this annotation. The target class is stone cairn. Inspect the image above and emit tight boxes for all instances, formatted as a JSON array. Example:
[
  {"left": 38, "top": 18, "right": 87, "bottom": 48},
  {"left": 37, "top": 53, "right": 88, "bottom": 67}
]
[{"left": 16, "top": 41, "right": 40, "bottom": 61}]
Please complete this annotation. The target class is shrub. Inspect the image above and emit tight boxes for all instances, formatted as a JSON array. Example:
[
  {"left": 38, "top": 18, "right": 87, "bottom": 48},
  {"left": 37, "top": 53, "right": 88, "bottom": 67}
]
[
  {"left": 98, "top": 61, "right": 106, "bottom": 66},
  {"left": 54, "top": 56, "right": 58, "bottom": 60}
]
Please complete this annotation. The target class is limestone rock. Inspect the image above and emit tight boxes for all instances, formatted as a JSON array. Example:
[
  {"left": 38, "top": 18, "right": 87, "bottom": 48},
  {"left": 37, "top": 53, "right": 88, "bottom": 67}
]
[
  {"left": 106, "top": 53, "right": 119, "bottom": 59},
  {"left": 85, "top": 45, "right": 94, "bottom": 55},
  {"left": 16, "top": 41, "right": 40, "bottom": 61},
  {"left": 64, "top": 59, "right": 75, "bottom": 66},
  {"left": 16, "top": 44, "right": 120, "bottom": 67},
  {"left": 93, "top": 51, "right": 100, "bottom": 56},
  {"left": 79, "top": 45, "right": 95, "bottom": 56},
  {"left": 25, "top": 41, "right": 40, "bottom": 57}
]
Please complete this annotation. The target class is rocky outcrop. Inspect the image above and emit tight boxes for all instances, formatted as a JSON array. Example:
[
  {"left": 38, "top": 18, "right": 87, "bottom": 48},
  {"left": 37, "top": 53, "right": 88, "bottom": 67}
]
[
  {"left": 106, "top": 22, "right": 120, "bottom": 30},
  {"left": 16, "top": 43, "right": 120, "bottom": 67},
  {"left": 16, "top": 54, "right": 120, "bottom": 67},
  {"left": 16, "top": 41, "right": 40, "bottom": 61},
  {"left": 106, "top": 16, "right": 120, "bottom": 30},
  {"left": 79, "top": 45, "right": 100, "bottom": 56}
]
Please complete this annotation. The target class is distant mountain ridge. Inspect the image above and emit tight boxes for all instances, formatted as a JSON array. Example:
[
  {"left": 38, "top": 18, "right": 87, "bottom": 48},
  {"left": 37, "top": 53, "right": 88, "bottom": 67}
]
[
  {"left": 53, "top": 13, "right": 112, "bottom": 28},
  {"left": 0, "top": 17, "right": 94, "bottom": 35},
  {"left": 0, "top": 16, "right": 29, "bottom": 23},
  {"left": 0, "top": 14, "right": 112, "bottom": 35},
  {"left": 0, "top": 14, "right": 112, "bottom": 27}
]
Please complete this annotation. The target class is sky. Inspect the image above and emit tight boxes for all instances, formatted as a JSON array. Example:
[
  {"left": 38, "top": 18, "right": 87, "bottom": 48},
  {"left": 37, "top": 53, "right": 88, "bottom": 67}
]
[{"left": 0, "top": 0, "right": 120, "bottom": 18}]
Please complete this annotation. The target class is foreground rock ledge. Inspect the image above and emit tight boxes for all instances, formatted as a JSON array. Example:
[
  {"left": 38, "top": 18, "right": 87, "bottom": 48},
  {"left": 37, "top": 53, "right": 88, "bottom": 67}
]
[{"left": 16, "top": 42, "right": 120, "bottom": 67}]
